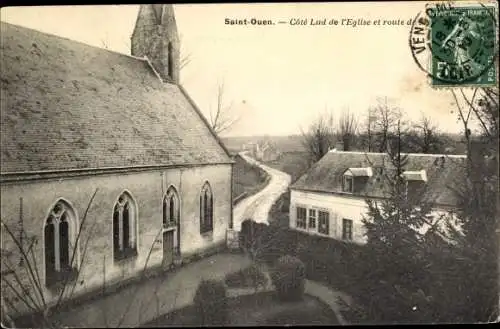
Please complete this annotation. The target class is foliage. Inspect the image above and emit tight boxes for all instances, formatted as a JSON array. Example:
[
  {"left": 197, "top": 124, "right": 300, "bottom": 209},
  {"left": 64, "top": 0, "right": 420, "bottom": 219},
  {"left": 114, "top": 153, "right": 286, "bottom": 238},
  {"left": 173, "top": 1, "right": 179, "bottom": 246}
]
[
  {"left": 232, "top": 154, "right": 269, "bottom": 204},
  {"left": 446, "top": 87, "right": 499, "bottom": 322},
  {"left": 338, "top": 108, "right": 358, "bottom": 151},
  {"left": 270, "top": 255, "right": 306, "bottom": 302},
  {"left": 1, "top": 189, "right": 170, "bottom": 328},
  {"left": 193, "top": 279, "right": 228, "bottom": 326},
  {"left": 300, "top": 112, "right": 336, "bottom": 165},
  {"left": 209, "top": 81, "right": 239, "bottom": 135},
  {"left": 224, "top": 264, "right": 268, "bottom": 290},
  {"left": 358, "top": 122, "right": 445, "bottom": 323}
]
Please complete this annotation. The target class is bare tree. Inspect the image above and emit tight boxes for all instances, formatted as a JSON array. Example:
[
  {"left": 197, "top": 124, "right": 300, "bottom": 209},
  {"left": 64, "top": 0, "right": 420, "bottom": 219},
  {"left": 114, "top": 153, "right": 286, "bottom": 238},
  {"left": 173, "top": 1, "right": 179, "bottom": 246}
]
[
  {"left": 370, "top": 97, "right": 403, "bottom": 153},
  {"left": 338, "top": 108, "right": 358, "bottom": 151},
  {"left": 405, "top": 114, "right": 445, "bottom": 154},
  {"left": 1, "top": 189, "right": 177, "bottom": 328},
  {"left": 448, "top": 87, "right": 499, "bottom": 322},
  {"left": 300, "top": 111, "right": 336, "bottom": 165},
  {"left": 179, "top": 33, "right": 192, "bottom": 73},
  {"left": 209, "top": 81, "right": 239, "bottom": 135}
]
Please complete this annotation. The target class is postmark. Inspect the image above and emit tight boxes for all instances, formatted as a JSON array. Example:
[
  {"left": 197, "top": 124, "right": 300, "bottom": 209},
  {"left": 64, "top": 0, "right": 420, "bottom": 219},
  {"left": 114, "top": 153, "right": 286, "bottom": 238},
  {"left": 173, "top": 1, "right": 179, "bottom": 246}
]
[{"left": 409, "top": 1, "right": 498, "bottom": 88}]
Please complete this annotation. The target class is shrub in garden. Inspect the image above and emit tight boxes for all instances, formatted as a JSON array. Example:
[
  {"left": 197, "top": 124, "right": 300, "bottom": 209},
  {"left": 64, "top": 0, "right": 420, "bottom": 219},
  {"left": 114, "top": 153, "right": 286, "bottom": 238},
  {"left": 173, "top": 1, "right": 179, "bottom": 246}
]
[
  {"left": 193, "top": 279, "right": 228, "bottom": 325},
  {"left": 270, "top": 255, "right": 306, "bottom": 302},
  {"left": 224, "top": 263, "right": 268, "bottom": 289}
]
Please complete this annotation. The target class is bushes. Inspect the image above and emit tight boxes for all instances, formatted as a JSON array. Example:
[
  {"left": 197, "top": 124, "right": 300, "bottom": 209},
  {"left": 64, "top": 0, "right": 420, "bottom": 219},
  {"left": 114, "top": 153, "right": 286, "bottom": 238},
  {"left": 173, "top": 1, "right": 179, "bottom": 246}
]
[
  {"left": 271, "top": 255, "right": 306, "bottom": 302},
  {"left": 224, "top": 264, "right": 268, "bottom": 289},
  {"left": 193, "top": 279, "right": 228, "bottom": 325}
]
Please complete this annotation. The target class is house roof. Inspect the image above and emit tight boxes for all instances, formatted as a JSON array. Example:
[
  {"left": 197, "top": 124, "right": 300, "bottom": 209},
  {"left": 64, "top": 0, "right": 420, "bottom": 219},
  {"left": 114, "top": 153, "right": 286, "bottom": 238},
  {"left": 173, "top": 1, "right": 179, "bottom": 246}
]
[
  {"left": 344, "top": 167, "right": 373, "bottom": 177},
  {"left": 0, "top": 22, "right": 232, "bottom": 174},
  {"left": 402, "top": 170, "right": 427, "bottom": 182},
  {"left": 290, "top": 150, "right": 467, "bottom": 207}
]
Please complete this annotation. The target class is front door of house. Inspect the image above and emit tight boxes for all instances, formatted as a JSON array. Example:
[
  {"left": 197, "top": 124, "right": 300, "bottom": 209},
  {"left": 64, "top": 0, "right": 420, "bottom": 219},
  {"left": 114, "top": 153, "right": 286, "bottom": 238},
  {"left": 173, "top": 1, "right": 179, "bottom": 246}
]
[{"left": 163, "top": 229, "right": 174, "bottom": 267}]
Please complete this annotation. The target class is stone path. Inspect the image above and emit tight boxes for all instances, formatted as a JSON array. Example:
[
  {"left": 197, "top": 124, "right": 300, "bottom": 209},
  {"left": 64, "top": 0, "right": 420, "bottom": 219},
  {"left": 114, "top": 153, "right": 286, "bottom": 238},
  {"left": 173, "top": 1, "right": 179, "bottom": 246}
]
[
  {"left": 51, "top": 253, "right": 252, "bottom": 328},
  {"left": 233, "top": 152, "right": 291, "bottom": 231}
]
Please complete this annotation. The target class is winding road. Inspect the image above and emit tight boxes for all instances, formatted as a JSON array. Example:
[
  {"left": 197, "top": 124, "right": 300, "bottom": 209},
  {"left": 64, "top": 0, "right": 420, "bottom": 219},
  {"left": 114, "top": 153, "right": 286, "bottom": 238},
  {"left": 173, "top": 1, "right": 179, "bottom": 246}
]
[{"left": 233, "top": 152, "right": 292, "bottom": 231}]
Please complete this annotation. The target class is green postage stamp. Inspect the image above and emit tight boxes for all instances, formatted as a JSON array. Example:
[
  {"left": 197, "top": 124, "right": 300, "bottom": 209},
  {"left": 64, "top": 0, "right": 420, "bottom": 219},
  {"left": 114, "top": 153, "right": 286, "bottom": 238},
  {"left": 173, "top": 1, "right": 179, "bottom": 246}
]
[{"left": 410, "top": 1, "right": 498, "bottom": 88}]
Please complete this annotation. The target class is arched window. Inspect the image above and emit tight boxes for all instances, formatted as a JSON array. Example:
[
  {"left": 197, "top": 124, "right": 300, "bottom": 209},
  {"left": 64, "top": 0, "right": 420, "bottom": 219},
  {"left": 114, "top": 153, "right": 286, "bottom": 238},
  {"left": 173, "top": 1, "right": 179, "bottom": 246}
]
[
  {"left": 113, "top": 192, "right": 137, "bottom": 261},
  {"left": 44, "top": 200, "right": 77, "bottom": 287},
  {"left": 167, "top": 42, "right": 174, "bottom": 78},
  {"left": 199, "top": 182, "right": 213, "bottom": 234},
  {"left": 163, "top": 186, "right": 179, "bottom": 228}
]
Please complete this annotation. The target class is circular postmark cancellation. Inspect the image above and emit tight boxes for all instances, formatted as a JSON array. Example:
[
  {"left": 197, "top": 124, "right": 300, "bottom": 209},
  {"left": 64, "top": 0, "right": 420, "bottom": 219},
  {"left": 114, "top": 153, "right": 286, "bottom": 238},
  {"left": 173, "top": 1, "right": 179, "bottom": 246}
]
[{"left": 409, "top": 1, "right": 498, "bottom": 87}]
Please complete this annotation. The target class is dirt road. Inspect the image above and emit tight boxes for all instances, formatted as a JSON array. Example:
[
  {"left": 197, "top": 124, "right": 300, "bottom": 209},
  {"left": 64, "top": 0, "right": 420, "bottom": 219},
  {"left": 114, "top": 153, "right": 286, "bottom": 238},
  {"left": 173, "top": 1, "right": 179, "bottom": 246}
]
[{"left": 233, "top": 152, "right": 291, "bottom": 231}]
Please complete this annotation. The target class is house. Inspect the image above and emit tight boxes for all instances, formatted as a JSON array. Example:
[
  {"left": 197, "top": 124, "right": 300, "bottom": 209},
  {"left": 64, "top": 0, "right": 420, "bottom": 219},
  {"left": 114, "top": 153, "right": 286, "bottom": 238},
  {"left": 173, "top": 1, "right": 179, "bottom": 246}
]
[
  {"left": 288, "top": 149, "right": 466, "bottom": 244},
  {"left": 0, "top": 4, "right": 233, "bottom": 318},
  {"left": 242, "top": 139, "right": 281, "bottom": 162}
]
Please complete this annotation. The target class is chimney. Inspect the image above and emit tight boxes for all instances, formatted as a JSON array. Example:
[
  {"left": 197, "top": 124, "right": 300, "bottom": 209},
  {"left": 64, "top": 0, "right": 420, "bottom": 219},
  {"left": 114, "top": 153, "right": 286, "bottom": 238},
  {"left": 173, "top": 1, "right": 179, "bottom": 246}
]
[{"left": 335, "top": 141, "right": 345, "bottom": 151}]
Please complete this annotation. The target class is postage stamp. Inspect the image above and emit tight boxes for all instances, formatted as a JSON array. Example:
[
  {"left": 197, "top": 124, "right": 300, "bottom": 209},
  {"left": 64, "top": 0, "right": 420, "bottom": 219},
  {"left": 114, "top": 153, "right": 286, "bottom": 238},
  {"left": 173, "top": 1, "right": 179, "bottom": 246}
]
[{"left": 409, "top": 1, "right": 498, "bottom": 88}]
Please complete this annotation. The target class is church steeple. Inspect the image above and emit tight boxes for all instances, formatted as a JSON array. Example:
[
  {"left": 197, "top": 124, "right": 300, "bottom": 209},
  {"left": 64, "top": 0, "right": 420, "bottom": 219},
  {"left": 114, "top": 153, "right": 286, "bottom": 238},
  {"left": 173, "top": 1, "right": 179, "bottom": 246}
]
[{"left": 131, "top": 5, "right": 180, "bottom": 84}]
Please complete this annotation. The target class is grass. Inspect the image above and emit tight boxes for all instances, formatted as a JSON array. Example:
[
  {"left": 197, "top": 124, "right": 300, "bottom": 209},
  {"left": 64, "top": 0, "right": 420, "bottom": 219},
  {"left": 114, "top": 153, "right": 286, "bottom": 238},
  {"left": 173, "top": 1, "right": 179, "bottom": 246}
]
[
  {"left": 268, "top": 190, "right": 290, "bottom": 228},
  {"left": 263, "top": 151, "right": 310, "bottom": 183},
  {"left": 143, "top": 291, "right": 339, "bottom": 326},
  {"left": 224, "top": 264, "right": 268, "bottom": 289},
  {"left": 232, "top": 154, "right": 269, "bottom": 204}
]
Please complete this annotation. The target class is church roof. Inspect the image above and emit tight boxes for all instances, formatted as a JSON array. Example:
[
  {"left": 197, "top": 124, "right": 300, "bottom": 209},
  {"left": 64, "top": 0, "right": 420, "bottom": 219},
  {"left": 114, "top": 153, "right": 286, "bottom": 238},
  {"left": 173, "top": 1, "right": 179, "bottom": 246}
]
[
  {"left": 0, "top": 22, "right": 232, "bottom": 175},
  {"left": 290, "top": 150, "right": 467, "bottom": 207}
]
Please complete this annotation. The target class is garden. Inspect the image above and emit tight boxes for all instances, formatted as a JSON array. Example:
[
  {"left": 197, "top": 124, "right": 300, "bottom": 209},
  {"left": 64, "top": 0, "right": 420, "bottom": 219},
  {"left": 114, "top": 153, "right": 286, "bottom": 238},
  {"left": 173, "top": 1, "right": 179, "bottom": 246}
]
[{"left": 143, "top": 255, "right": 339, "bottom": 326}]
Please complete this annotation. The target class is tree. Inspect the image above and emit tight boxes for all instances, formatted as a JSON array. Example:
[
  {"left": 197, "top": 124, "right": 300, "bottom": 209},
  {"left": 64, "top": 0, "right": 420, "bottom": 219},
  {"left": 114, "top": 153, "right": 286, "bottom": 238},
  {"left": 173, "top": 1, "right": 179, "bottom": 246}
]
[
  {"left": 300, "top": 111, "right": 336, "bottom": 165},
  {"left": 447, "top": 87, "right": 499, "bottom": 322},
  {"left": 208, "top": 81, "right": 239, "bottom": 135},
  {"left": 360, "top": 121, "right": 439, "bottom": 324},
  {"left": 404, "top": 115, "right": 445, "bottom": 154},
  {"left": 1, "top": 189, "right": 172, "bottom": 328},
  {"left": 338, "top": 108, "right": 358, "bottom": 151},
  {"left": 368, "top": 97, "right": 403, "bottom": 153},
  {"left": 179, "top": 33, "right": 192, "bottom": 73}
]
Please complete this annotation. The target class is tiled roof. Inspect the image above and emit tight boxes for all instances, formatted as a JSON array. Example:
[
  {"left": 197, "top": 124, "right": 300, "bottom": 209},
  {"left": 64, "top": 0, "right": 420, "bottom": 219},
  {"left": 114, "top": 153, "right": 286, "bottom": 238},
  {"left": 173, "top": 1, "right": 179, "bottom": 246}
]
[
  {"left": 0, "top": 22, "right": 232, "bottom": 174},
  {"left": 290, "top": 150, "right": 467, "bottom": 207}
]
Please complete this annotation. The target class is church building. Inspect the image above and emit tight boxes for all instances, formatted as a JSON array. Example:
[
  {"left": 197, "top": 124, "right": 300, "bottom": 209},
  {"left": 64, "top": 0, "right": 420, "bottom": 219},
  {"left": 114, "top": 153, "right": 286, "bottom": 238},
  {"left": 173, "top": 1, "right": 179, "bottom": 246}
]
[{"left": 1, "top": 5, "right": 234, "bottom": 318}]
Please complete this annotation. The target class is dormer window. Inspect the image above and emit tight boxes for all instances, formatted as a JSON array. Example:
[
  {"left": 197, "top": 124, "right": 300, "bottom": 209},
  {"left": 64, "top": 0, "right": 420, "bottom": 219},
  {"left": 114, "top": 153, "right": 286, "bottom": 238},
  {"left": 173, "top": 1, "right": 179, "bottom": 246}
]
[
  {"left": 342, "top": 167, "right": 373, "bottom": 193},
  {"left": 401, "top": 170, "right": 427, "bottom": 199},
  {"left": 343, "top": 176, "right": 354, "bottom": 193}
]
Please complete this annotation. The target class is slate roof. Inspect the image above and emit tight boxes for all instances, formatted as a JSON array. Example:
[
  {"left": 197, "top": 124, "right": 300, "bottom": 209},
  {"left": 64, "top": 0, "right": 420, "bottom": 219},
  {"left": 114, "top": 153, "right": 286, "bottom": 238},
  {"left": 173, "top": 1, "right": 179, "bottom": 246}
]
[
  {"left": 290, "top": 150, "right": 467, "bottom": 207},
  {"left": 0, "top": 22, "right": 232, "bottom": 174}
]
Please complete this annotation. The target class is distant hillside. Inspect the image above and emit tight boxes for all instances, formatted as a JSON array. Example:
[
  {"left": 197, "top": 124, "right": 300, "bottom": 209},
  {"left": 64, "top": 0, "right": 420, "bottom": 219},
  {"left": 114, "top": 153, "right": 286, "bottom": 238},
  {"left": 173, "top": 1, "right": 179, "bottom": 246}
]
[{"left": 222, "top": 135, "right": 305, "bottom": 154}]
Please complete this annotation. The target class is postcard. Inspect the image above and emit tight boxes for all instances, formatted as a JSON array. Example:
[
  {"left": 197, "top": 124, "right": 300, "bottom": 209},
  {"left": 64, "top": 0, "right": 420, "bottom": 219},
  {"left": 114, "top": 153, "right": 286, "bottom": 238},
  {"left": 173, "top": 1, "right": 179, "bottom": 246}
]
[{"left": 1, "top": 2, "right": 498, "bottom": 327}]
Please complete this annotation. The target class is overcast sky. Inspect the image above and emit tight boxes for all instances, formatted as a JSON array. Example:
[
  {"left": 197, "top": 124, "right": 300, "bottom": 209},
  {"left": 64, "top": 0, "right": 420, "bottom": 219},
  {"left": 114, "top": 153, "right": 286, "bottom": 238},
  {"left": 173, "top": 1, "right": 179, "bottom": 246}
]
[{"left": 1, "top": 3, "right": 468, "bottom": 137}]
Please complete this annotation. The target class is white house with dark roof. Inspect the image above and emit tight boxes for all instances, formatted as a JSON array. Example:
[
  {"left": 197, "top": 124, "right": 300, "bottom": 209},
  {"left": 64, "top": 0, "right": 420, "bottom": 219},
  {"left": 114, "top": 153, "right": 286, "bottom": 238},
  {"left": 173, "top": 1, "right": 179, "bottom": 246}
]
[
  {"left": 289, "top": 149, "right": 466, "bottom": 244},
  {"left": 0, "top": 5, "right": 234, "bottom": 316}
]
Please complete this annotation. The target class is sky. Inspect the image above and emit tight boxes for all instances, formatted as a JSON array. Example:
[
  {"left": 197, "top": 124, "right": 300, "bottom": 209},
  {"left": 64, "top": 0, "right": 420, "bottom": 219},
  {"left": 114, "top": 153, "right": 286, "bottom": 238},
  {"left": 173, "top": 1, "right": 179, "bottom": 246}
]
[{"left": 1, "top": 3, "right": 471, "bottom": 137}]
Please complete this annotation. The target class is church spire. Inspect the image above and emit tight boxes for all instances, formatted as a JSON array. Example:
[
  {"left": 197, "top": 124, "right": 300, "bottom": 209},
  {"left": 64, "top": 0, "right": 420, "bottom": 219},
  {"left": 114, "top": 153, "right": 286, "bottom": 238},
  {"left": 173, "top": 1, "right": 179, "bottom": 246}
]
[{"left": 131, "top": 5, "right": 180, "bottom": 84}]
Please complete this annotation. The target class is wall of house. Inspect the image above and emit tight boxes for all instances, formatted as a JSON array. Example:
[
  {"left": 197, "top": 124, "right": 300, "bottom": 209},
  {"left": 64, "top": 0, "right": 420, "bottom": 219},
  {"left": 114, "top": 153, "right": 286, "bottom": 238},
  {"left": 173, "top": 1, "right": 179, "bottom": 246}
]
[
  {"left": 289, "top": 189, "right": 455, "bottom": 245},
  {"left": 290, "top": 189, "right": 368, "bottom": 244},
  {"left": 0, "top": 163, "right": 231, "bottom": 316}
]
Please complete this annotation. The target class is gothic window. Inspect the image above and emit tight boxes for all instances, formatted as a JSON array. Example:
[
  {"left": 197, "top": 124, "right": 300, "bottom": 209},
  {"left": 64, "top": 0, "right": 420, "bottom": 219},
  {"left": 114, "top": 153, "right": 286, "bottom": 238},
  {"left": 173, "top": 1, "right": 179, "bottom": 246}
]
[
  {"left": 167, "top": 42, "right": 174, "bottom": 78},
  {"left": 200, "top": 182, "right": 213, "bottom": 234},
  {"left": 113, "top": 192, "right": 137, "bottom": 261},
  {"left": 44, "top": 200, "right": 77, "bottom": 287},
  {"left": 163, "top": 186, "right": 179, "bottom": 228}
]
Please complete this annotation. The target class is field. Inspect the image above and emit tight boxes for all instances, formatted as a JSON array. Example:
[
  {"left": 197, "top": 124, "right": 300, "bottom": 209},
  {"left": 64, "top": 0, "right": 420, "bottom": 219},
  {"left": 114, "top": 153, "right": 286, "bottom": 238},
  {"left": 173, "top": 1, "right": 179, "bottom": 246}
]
[
  {"left": 143, "top": 291, "right": 339, "bottom": 326},
  {"left": 232, "top": 154, "right": 269, "bottom": 203},
  {"left": 222, "top": 135, "right": 305, "bottom": 155}
]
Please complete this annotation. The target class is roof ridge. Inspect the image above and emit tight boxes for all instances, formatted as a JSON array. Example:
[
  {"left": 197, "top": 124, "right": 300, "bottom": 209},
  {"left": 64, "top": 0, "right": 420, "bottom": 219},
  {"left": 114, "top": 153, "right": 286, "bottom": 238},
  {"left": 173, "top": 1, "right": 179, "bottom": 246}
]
[
  {"left": 327, "top": 150, "right": 467, "bottom": 158},
  {"left": 1, "top": 21, "right": 145, "bottom": 63}
]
